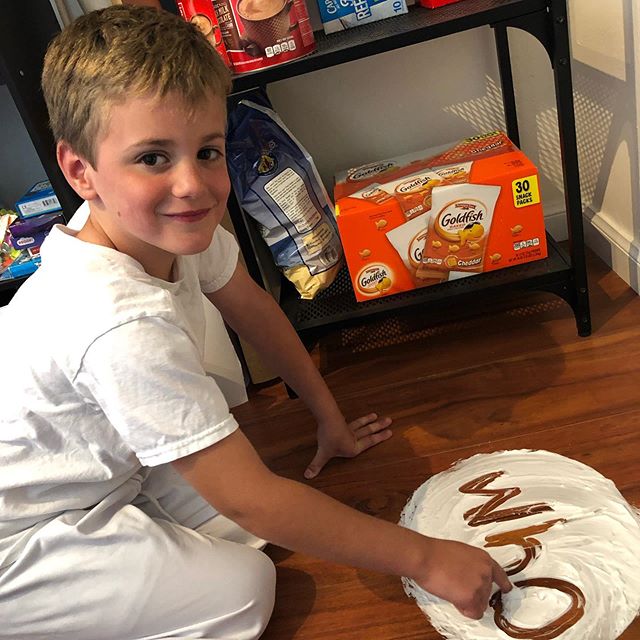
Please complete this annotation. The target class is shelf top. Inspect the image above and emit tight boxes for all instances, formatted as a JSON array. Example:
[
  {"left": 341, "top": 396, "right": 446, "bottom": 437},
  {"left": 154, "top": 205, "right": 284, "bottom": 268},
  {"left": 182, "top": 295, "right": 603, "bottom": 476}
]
[{"left": 231, "top": 0, "right": 548, "bottom": 92}]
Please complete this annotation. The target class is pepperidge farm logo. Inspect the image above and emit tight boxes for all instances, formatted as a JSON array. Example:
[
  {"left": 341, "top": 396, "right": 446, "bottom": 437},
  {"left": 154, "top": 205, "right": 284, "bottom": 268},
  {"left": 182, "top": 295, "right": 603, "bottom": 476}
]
[{"left": 356, "top": 263, "right": 393, "bottom": 296}]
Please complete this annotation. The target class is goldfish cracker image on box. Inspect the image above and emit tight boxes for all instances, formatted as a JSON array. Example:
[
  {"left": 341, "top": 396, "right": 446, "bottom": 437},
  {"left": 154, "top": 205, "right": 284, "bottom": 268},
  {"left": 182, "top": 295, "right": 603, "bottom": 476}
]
[
  {"left": 335, "top": 186, "right": 416, "bottom": 300},
  {"left": 211, "top": 0, "right": 315, "bottom": 74},
  {"left": 389, "top": 170, "right": 442, "bottom": 220},
  {"left": 419, "top": 183, "right": 500, "bottom": 276},
  {"left": 386, "top": 213, "right": 447, "bottom": 286}
]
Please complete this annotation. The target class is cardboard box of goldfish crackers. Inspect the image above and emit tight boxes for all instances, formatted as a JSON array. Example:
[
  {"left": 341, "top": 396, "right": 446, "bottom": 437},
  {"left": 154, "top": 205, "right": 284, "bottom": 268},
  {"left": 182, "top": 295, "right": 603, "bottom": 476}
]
[{"left": 333, "top": 131, "right": 548, "bottom": 302}]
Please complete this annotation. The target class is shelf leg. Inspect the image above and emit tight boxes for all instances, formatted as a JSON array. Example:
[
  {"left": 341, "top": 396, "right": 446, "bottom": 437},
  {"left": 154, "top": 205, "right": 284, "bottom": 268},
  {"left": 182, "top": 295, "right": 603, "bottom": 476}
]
[
  {"left": 549, "top": 0, "right": 591, "bottom": 337},
  {"left": 493, "top": 25, "right": 520, "bottom": 147}
]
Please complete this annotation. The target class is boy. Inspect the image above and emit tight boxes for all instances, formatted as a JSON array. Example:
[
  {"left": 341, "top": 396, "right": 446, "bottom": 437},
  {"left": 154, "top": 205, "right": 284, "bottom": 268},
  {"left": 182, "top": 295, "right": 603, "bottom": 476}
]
[{"left": 0, "top": 6, "right": 511, "bottom": 639}]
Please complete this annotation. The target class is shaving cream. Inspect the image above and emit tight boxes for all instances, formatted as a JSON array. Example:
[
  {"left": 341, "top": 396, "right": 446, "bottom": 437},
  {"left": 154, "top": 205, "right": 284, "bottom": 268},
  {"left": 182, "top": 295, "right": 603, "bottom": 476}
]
[{"left": 399, "top": 450, "right": 640, "bottom": 639}]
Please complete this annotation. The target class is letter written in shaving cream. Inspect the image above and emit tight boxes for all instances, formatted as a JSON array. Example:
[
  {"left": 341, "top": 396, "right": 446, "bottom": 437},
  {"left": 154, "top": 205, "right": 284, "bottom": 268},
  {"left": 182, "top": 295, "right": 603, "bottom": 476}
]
[
  {"left": 484, "top": 519, "right": 565, "bottom": 575},
  {"left": 459, "top": 471, "right": 554, "bottom": 527},
  {"left": 491, "top": 578, "right": 585, "bottom": 640},
  {"left": 460, "top": 472, "right": 586, "bottom": 639}
]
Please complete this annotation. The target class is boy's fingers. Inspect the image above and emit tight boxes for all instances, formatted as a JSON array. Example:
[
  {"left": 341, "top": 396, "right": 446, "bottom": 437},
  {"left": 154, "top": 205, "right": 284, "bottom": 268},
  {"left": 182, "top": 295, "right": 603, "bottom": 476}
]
[
  {"left": 492, "top": 560, "right": 513, "bottom": 593},
  {"left": 354, "top": 429, "right": 392, "bottom": 454},
  {"left": 348, "top": 413, "right": 379, "bottom": 431},
  {"left": 304, "top": 449, "right": 330, "bottom": 479},
  {"left": 353, "top": 416, "right": 393, "bottom": 438}
]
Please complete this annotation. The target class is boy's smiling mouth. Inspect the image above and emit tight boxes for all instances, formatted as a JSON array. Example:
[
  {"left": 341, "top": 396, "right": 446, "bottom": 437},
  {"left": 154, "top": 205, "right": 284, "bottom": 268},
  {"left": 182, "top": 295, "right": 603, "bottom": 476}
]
[{"left": 163, "top": 209, "right": 210, "bottom": 222}]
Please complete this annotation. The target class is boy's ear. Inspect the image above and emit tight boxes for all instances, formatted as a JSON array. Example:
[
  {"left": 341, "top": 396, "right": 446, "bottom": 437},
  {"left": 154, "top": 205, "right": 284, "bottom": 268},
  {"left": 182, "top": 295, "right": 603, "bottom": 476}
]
[{"left": 56, "top": 141, "right": 99, "bottom": 201}]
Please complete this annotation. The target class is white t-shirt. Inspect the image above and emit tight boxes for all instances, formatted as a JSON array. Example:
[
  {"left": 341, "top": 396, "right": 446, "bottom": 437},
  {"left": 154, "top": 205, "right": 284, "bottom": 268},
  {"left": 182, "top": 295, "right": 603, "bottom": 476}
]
[{"left": 0, "top": 222, "right": 243, "bottom": 568}]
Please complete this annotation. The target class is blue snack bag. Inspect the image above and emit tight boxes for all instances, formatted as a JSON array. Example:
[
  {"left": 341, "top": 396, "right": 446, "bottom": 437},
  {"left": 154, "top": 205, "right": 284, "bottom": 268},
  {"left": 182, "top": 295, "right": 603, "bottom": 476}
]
[{"left": 227, "top": 99, "right": 343, "bottom": 299}]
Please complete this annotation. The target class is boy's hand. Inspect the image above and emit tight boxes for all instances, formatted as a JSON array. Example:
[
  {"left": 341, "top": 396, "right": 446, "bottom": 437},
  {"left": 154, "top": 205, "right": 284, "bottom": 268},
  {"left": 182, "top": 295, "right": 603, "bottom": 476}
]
[
  {"left": 416, "top": 538, "right": 512, "bottom": 619},
  {"left": 304, "top": 413, "right": 392, "bottom": 479}
]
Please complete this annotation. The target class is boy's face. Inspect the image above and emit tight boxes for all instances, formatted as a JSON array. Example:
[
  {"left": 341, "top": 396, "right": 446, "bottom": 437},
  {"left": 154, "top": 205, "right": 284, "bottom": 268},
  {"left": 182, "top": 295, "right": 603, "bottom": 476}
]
[{"left": 82, "top": 91, "right": 230, "bottom": 276}]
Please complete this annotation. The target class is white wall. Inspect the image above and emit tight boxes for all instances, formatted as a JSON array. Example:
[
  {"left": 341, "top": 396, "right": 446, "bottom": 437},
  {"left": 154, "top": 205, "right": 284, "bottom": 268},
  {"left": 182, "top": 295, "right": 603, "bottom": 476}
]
[{"left": 566, "top": 0, "right": 640, "bottom": 291}]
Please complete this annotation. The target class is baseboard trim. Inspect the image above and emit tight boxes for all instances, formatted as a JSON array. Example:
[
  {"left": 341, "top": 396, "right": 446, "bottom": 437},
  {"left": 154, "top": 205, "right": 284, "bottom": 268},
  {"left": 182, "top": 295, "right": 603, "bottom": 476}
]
[{"left": 583, "top": 207, "right": 640, "bottom": 293}]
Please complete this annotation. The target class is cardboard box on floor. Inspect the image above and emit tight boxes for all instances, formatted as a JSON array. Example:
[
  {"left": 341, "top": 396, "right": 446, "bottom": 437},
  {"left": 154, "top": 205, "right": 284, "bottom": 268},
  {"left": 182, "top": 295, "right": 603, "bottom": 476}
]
[{"left": 333, "top": 131, "right": 548, "bottom": 302}]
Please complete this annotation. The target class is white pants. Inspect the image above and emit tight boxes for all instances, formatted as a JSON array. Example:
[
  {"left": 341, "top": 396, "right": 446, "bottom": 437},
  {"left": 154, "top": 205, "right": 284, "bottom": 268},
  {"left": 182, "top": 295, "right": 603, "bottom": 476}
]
[{"left": 0, "top": 465, "right": 276, "bottom": 640}]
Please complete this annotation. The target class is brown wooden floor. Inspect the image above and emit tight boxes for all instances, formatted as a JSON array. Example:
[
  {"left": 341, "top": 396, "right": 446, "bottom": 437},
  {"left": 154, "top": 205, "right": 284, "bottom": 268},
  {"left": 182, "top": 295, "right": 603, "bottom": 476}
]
[{"left": 234, "top": 249, "right": 640, "bottom": 640}]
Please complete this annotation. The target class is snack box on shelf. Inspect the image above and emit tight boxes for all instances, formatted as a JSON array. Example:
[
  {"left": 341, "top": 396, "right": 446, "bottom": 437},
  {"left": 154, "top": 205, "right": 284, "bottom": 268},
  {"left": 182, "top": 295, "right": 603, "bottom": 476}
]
[
  {"left": 8, "top": 211, "right": 64, "bottom": 251},
  {"left": 333, "top": 131, "right": 548, "bottom": 302},
  {"left": 316, "top": 0, "right": 408, "bottom": 35},
  {"left": 0, "top": 254, "right": 41, "bottom": 281},
  {"left": 15, "top": 180, "right": 61, "bottom": 219}
]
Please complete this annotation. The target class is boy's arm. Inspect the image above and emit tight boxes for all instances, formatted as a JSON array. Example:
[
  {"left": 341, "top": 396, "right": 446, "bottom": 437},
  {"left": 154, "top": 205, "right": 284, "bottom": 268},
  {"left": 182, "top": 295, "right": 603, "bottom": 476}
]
[
  {"left": 172, "top": 429, "right": 511, "bottom": 620},
  {"left": 205, "top": 263, "right": 392, "bottom": 478}
]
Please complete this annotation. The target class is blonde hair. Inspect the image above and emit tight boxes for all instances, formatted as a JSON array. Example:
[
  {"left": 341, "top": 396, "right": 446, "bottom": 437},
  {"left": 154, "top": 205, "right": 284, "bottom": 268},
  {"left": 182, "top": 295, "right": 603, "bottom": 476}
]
[{"left": 42, "top": 5, "right": 232, "bottom": 166}]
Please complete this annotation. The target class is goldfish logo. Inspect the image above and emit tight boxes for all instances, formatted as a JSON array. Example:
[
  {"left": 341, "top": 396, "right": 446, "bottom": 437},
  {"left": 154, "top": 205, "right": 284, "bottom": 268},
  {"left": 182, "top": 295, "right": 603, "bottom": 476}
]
[
  {"left": 395, "top": 174, "right": 440, "bottom": 195},
  {"left": 356, "top": 264, "right": 393, "bottom": 296},
  {"left": 408, "top": 230, "right": 428, "bottom": 269},
  {"left": 348, "top": 161, "right": 396, "bottom": 182},
  {"left": 435, "top": 198, "right": 488, "bottom": 244},
  {"left": 437, "top": 165, "right": 467, "bottom": 178}
]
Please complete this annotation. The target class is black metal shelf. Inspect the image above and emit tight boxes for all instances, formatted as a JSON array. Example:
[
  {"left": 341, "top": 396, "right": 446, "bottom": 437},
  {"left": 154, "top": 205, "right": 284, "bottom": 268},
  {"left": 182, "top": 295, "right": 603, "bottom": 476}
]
[
  {"left": 281, "top": 233, "right": 571, "bottom": 333},
  {"left": 0, "top": 275, "right": 29, "bottom": 294},
  {"left": 231, "top": 0, "right": 546, "bottom": 92},
  {"left": 227, "top": 0, "right": 591, "bottom": 339}
]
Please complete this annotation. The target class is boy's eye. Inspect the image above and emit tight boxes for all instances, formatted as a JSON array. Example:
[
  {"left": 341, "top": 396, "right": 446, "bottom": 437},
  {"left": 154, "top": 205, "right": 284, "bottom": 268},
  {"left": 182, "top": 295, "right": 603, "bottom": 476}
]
[
  {"left": 139, "top": 153, "right": 167, "bottom": 166},
  {"left": 198, "top": 148, "right": 221, "bottom": 161}
]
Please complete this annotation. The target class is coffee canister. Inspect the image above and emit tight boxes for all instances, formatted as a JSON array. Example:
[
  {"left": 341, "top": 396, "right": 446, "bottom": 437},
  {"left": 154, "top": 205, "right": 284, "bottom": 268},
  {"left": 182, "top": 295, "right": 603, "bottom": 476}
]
[
  {"left": 177, "top": 0, "right": 232, "bottom": 68},
  {"left": 212, "top": 0, "right": 315, "bottom": 74}
]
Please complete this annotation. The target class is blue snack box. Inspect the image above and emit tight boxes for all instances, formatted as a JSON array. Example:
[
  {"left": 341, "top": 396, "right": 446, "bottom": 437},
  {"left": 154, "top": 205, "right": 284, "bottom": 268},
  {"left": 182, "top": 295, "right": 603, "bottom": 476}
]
[
  {"left": 0, "top": 254, "right": 41, "bottom": 281},
  {"left": 316, "top": 0, "right": 408, "bottom": 34},
  {"left": 15, "top": 180, "right": 62, "bottom": 219}
]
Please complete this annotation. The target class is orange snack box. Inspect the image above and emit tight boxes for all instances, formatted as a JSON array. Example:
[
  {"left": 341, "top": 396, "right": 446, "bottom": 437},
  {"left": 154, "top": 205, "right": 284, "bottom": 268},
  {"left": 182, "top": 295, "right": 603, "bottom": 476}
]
[{"left": 334, "top": 132, "right": 548, "bottom": 302}]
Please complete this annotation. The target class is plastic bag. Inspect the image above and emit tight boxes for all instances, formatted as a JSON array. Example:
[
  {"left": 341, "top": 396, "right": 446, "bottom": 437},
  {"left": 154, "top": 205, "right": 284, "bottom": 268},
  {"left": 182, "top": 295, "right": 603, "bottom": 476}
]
[{"left": 227, "top": 96, "right": 343, "bottom": 299}]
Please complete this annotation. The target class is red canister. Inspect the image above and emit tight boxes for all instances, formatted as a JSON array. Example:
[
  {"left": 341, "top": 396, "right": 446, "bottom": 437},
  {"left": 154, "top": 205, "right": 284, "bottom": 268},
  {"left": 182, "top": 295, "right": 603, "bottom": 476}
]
[
  {"left": 212, "top": 0, "right": 315, "bottom": 75},
  {"left": 177, "top": 0, "right": 232, "bottom": 68}
]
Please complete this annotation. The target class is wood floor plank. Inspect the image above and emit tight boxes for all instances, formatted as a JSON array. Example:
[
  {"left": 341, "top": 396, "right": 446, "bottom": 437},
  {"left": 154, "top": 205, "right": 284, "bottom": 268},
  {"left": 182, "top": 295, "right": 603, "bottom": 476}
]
[
  {"left": 240, "top": 325, "right": 640, "bottom": 480},
  {"left": 237, "top": 250, "right": 640, "bottom": 639}
]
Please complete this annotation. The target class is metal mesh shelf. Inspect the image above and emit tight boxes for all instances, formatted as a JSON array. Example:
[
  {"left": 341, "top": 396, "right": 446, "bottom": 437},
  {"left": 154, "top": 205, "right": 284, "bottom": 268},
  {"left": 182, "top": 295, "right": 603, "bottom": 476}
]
[
  {"left": 281, "top": 233, "right": 571, "bottom": 333},
  {"left": 231, "top": 0, "right": 546, "bottom": 92},
  {"left": 0, "top": 275, "right": 29, "bottom": 295}
]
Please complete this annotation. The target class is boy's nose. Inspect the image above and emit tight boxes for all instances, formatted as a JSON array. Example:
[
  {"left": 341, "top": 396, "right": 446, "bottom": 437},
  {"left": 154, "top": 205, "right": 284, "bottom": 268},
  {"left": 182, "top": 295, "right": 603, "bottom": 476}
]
[{"left": 172, "top": 162, "right": 206, "bottom": 199}]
